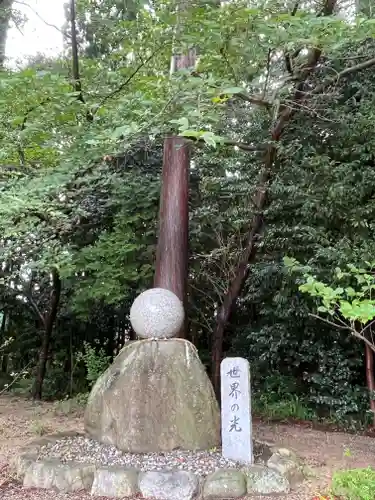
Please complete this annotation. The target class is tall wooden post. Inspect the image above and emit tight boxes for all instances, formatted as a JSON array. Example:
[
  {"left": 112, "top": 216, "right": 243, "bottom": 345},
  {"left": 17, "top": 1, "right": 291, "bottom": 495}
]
[
  {"left": 154, "top": 12, "right": 195, "bottom": 337},
  {"left": 154, "top": 137, "right": 190, "bottom": 304}
]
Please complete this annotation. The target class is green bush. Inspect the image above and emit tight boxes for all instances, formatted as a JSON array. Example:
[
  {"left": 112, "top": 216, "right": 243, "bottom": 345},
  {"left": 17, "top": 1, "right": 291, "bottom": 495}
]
[
  {"left": 10, "top": 376, "right": 33, "bottom": 396},
  {"left": 231, "top": 277, "right": 368, "bottom": 423},
  {"left": 251, "top": 375, "right": 317, "bottom": 421},
  {"left": 253, "top": 392, "right": 317, "bottom": 421},
  {"left": 77, "top": 341, "right": 111, "bottom": 387},
  {"left": 331, "top": 467, "right": 375, "bottom": 500}
]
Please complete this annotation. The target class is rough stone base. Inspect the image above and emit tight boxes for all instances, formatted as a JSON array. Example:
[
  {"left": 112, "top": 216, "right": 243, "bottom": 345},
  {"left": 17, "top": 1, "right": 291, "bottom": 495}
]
[
  {"left": 91, "top": 467, "right": 139, "bottom": 497},
  {"left": 246, "top": 464, "right": 290, "bottom": 495},
  {"left": 13, "top": 433, "right": 305, "bottom": 499},
  {"left": 203, "top": 469, "right": 247, "bottom": 498},
  {"left": 23, "top": 460, "right": 95, "bottom": 492},
  {"left": 139, "top": 470, "right": 199, "bottom": 500}
]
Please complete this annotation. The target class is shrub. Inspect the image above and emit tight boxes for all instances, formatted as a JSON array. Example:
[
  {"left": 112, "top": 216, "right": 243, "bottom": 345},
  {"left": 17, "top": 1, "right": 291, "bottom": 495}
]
[
  {"left": 331, "top": 467, "right": 375, "bottom": 500},
  {"left": 77, "top": 341, "right": 111, "bottom": 387}
]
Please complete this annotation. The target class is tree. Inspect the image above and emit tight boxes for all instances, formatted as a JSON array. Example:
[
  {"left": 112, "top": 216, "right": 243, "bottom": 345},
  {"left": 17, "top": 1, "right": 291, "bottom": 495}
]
[
  {"left": 0, "top": 0, "right": 13, "bottom": 67},
  {"left": 65, "top": 0, "right": 144, "bottom": 60},
  {"left": 0, "top": 0, "right": 375, "bottom": 415},
  {"left": 209, "top": 0, "right": 371, "bottom": 397},
  {"left": 284, "top": 258, "right": 375, "bottom": 423}
]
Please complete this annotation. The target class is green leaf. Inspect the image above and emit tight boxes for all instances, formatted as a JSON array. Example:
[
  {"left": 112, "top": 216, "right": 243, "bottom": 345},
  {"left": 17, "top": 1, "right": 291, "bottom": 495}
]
[
  {"left": 170, "top": 117, "right": 189, "bottom": 131},
  {"left": 180, "top": 129, "right": 202, "bottom": 139},
  {"left": 201, "top": 131, "right": 224, "bottom": 148},
  {"left": 283, "top": 256, "right": 299, "bottom": 269}
]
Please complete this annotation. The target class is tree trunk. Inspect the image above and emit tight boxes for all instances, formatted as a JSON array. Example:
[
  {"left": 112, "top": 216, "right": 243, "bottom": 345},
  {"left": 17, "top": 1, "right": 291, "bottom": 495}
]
[
  {"left": 0, "top": 0, "right": 12, "bottom": 68},
  {"left": 210, "top": 0, "right": 338, "bottom": 399},
  {"left": 365, "top": 343, "right": 375, "bottom": 426},
  {"left": 1, "top": 354, "right": 8, "bottom": 374},
  {"left": 0, "top": 310, "right": 6, "bottom": 337},
  {"left": 0, "top": 310, "right": 8, "bottom": 373},
  {"left": 211, "top": 149, "right": 273, "bottom": 397},
  {"left": 69, "top": 0, "right": 93, "bottom": 121},
  {"left": 32, "top": 269, "right": 62, "bottom": 400}
]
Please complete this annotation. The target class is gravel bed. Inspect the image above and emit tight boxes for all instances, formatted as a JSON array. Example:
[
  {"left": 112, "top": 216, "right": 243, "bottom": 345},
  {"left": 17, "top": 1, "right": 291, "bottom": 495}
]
[{"left": 36, "top": 436, "right": 266, "bottom": 476}]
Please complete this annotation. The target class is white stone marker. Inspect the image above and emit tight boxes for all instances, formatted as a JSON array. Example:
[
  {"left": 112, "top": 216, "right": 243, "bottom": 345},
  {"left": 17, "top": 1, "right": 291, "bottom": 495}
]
[{"left": 220, "top": 357, "right": 253, "bottom": 464}]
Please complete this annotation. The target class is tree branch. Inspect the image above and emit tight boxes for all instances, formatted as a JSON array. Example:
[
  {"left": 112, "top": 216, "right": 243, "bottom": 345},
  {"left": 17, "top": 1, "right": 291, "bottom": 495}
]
[
  {"left": 350, "top": 328, "right": 375, "bottom": 353},
  {"left": 13, "top": 1, "right": 71, "bottom": 38},
  {"left": 310, "top": 57, "right": 375, "bottom": 96},
  {"left": 309, "top": 313, "right": 351, "bottom": 330},
  {"left": 360, "top": 319, "right": 375, "bottom": 339},
  {"left": 234, "top": 56, "right": 375, "bottom": 115},
  {"left": 235, "top": 92, "right": 273, "bottom": 109},
  {"left": 223, "top": 140, "right": 267, "bottom": 152},
  {"left": 191, "top": 137, "right": 267, "bottom": 152},
  {"left": 310, "top": 314, "right": 375, "bottom": 353},
  {"left": 96, "top": 46, "right": 165, "bottom": 112},
  {"left": 24, "top": 293, "right": 46, "bottom": 329}
]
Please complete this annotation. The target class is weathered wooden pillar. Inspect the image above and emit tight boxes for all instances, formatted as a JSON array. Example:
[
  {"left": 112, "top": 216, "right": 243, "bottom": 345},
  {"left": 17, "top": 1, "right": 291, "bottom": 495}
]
[
  {"left": 154, "top": 24, "right": 196, "bottom": 337},
  {"left": 154, "top": 137, "right": 190, "bottom": 305}
]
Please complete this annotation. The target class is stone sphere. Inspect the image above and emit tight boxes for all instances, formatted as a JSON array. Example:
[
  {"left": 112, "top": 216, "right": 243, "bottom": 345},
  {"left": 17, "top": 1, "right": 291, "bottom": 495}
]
[{"left": 129, "top": 288, "right": 185, "bottom": 339}]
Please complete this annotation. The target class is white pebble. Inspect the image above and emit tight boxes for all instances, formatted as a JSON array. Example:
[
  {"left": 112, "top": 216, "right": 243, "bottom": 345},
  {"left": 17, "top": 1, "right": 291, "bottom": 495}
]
[{"left": 36, "top": 436, "right": 248, "bottom": 476}]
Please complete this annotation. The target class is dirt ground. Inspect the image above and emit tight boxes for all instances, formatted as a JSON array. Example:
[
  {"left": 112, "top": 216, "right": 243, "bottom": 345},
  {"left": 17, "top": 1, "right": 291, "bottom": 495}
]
[{"left": 0, "top": 395, "right": 375, "bottom": 499}]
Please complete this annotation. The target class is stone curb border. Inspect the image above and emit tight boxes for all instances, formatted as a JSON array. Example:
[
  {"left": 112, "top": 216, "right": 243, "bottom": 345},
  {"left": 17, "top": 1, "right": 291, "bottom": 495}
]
[{"left": 11, "top": 432, "right": 305, "bottom": 499}]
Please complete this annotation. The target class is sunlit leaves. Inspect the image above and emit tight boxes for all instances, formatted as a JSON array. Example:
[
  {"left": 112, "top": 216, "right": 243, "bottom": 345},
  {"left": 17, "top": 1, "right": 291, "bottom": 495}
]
[
  {"left": 0, "top": 0, "right": 373, "bottom": 176},
  {"left": 285, "top": 257, "right": 375, "bottom": 331}
]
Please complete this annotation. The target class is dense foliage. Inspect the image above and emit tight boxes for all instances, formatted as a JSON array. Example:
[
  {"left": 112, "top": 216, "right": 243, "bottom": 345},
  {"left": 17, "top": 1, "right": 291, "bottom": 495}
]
[{"left": 0, "top": 0, "right": 375, "bottom": 425}]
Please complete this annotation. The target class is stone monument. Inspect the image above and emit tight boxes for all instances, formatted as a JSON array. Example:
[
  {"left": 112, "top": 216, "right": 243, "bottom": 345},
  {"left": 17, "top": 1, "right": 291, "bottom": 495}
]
[
  {"left": 220, "top": 357, "right": 253, "bottom": 464},
  {"left": 84, "top": 287, "right": 221, "bottom": 453}
]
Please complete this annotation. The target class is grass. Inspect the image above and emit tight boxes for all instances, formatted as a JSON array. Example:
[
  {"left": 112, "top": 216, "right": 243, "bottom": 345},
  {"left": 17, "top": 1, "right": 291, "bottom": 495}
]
[
  {"left": 253, "top": 392, "right": 318, "bottom": 421},
  {"left": 252, "top": 391, "right": 374, "bottom": 435},
  {"left": 29, "top": 420, "right": 49, "bottom": 436}
]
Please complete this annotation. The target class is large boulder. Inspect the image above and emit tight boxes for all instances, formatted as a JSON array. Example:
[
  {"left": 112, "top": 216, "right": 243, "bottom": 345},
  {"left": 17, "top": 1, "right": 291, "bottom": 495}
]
[{"left": 84, "top": 339, "right": 220, "bottom": 452}]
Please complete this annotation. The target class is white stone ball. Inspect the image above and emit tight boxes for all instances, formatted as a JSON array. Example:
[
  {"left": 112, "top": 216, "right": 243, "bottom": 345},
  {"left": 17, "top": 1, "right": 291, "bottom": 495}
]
[{"left": 130, "top": 288, "right": 185, "bottom": 339}]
